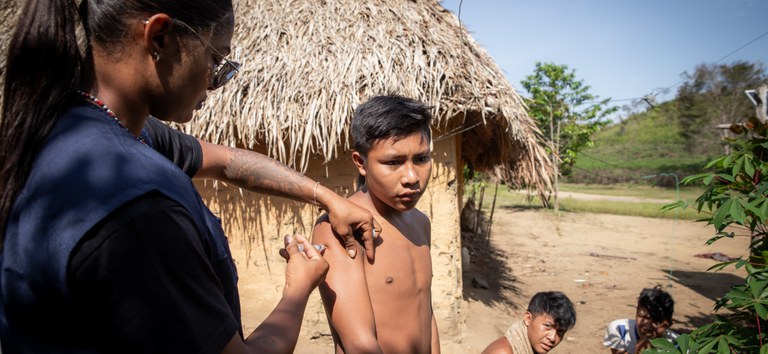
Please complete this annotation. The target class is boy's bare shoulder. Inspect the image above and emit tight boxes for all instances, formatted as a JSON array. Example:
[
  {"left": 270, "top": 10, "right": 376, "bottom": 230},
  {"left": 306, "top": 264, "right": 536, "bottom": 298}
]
[
  {"left": 409, "top": 208, "right": 431, "bottom": 234},
  {"left": 410, "top": 208, "right": 430, "bottom": 225},
  {"left": 312, "top": 213, "right": 335, "bottom": 243},
  {"left": 481, "top": 337, "right": 513, "bottom": 354}
]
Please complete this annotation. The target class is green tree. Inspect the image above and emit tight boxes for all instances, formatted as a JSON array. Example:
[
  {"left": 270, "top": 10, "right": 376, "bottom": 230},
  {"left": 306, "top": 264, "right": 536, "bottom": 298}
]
[
  {"left": 520, "top": 62, "right": 617, "bottom": 211},
  {"left": 676, "top": 61, "right": 767, "bottom": 155}
]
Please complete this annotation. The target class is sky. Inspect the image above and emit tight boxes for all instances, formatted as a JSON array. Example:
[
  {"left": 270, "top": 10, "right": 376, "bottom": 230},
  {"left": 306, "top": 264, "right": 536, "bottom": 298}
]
[{"left": 439, "top": 0, "right": 768, "bottom": 117}]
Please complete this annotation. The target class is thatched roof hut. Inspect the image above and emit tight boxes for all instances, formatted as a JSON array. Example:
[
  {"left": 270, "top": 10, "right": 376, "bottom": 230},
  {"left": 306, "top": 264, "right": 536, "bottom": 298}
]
[{"left": 186, "top": 0, "right": 551, "bottom": 190}]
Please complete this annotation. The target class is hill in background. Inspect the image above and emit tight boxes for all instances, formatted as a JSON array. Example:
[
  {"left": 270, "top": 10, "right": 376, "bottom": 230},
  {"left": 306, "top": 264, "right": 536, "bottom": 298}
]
[{"left": 569, "top": 101, "right": 721, "bottom": 186}]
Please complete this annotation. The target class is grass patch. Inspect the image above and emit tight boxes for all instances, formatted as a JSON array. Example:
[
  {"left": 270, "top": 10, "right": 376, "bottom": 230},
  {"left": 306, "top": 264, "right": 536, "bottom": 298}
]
[{"left": 467, "top": 183, "right": 708, "bottom": 221}]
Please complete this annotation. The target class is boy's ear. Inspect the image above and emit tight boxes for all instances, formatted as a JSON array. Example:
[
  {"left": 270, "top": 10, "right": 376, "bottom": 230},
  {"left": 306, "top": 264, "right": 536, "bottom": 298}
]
[
  {"left": 351, "top": 151, "right": 366, "bottom": 176},
  {"left": 524, "top": 311, "right": 532, "bottom": 327}
]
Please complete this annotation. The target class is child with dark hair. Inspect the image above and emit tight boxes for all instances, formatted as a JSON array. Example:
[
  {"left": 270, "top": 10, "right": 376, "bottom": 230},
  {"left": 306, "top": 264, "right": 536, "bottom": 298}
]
[
  {"left": 482, "top": 291, "right": 577, "bottom": 354},
  {"left": 313, "top": 94, "right": 438, "bottom": 353},
  {"left": 603, "top": 286, "right": 677, "bottom": 354}
]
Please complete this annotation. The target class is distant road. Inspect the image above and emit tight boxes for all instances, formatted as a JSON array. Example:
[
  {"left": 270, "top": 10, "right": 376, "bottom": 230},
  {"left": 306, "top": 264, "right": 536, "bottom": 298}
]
[{"left": 558, "top": 191, "right": 675, "bottom": 204}]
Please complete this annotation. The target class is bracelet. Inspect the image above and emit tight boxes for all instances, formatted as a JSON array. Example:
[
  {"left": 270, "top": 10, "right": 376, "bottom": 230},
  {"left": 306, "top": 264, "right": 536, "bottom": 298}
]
[{"left": 313, "top": 181, "right": 320, "bottom": 206}]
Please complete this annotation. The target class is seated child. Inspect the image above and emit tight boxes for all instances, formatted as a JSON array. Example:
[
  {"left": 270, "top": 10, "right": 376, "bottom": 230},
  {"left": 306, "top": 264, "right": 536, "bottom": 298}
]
[
  {"left": 313, "top": 94, "right": 438, "bottom": 354},
  {"left": 603, "top": 285, "right": 677, "bottom": 354},
  {"left": 481, "top": 291, "right": 577, "bottom": 354}
]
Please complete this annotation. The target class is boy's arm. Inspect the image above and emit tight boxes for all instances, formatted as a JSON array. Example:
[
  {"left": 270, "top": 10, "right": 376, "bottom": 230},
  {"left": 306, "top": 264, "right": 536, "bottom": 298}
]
[
  {"left": 314, "top": 218, "right": 384, "bottom": 354},
  {"left": 431, "top": 309, "right": 440, "bottom": 354}
]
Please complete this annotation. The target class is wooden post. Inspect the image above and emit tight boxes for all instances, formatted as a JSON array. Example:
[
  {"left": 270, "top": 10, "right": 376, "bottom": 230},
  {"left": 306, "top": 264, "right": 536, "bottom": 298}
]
[
  {"left": 485, "top": 181, "right": 500, "bottom": 242},
  {"left": 474, "top": 185, "right": 486, "bottom": 236}
]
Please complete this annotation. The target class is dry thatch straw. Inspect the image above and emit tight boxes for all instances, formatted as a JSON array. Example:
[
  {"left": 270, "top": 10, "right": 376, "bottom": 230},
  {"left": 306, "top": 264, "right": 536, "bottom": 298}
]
[
  {"left": 191, "top": 0, "right": 551, "bottom": 192},
  {"left": 0, "top": 0, "right": 552, "bottom": 192}
]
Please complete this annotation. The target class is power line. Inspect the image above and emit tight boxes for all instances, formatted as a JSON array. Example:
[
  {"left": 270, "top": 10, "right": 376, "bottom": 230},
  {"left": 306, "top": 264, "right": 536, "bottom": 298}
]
[
  {"left": 581, "top": 29, "right": 768, "bottom": 106},
  {"left": 713, "top": 29, "right": 768, "bottom": 66},
  {"left": 579, "top": 153, "right": 630, "bottom": 171}
]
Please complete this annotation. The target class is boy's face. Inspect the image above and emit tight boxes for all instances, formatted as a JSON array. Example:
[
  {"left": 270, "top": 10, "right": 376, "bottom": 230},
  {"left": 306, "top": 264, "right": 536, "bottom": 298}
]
[
  {"left": 524, "top": 312, "right": 565, "bottom": 354},
  {"left": 354, "top": 132, "right": 432, "bottom": 212},
  {"left": 635, "top": 306, "right": 671, "bottom": 340}
]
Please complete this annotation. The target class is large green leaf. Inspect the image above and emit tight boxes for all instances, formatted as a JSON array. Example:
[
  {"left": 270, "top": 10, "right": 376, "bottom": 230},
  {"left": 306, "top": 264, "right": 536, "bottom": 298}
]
[
  {"left": 716, "top": 173, "right": 737, "bottom": 183},
  {"left": 698, "top": 336, "right": 718, "bottom": 354},
  {"left": 712, "top": 199, "right": 734, "bottom": 228},
  {"left": 675, "top": 334, "right": 691, "bottom": 353},
  {"left": 650, "top": 337, "right": 676, "bottom": 350},
  {"left": 717, "top": 336, "right": 730, "bottom": 354},
  {"left": 755, "top": 302, "right": 768, "bottom": 320},
  {"left": 745, "top": 156, "right": 756, "bottom": 177},
  {"left": 730, "top": 199, "right": 746, "bottom": 224},
  {"left": 733, "top": 156, "right": 744, "bottom": 176},
  {"left": 751, "top": 280, "right": 768, "bottom": 299},
  {"left": 745, "top": 199, "right": 764, "bottom": 219},
  {"left": 662, "top": 200, "right": 687, "bottom": 212},
  {"left": 683, "top": 173, "right": 712, "bottom": 184}
]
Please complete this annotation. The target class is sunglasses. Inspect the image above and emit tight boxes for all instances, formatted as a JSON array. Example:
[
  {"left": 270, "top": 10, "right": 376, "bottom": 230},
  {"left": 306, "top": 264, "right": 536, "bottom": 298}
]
[{"left": 146, "top": 18, "right": 241, "bottom": 90}]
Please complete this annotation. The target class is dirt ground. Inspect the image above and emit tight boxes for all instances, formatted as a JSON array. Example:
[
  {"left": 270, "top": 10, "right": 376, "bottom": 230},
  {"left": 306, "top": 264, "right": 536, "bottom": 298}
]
[
  {"left": 456, "top": 206, "right": 748, "bottom": 353},
  {"left": 237, "top": 198, "right": 748, "bottom": 353}
]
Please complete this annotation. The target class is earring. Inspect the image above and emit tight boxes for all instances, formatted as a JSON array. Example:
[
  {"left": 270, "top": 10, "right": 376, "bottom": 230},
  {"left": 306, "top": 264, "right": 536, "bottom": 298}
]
[{"left": 152, "top": 51, "right": 160, "bottom": 62}]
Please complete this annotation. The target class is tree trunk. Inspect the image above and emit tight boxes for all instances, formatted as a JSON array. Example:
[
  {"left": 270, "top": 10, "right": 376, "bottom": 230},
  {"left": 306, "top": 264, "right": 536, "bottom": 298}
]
[{"left": 550, "top": 106, "right": 559, "bottom": 214}]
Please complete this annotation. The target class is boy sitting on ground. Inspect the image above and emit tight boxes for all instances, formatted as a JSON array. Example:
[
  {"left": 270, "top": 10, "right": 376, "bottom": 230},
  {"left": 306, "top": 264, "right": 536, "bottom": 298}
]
[
  {"left": 481, "top": 291, "right": 577, "bottom": 354},
  {"left": 313, "top": 94, "right": 438, "bottom": 354},
  {"left": 603, "top": 285, "right": 677, "bottom": 354}
]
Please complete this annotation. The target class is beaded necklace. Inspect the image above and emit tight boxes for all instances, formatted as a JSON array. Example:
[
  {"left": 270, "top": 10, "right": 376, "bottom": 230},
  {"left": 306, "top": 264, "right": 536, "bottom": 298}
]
[{"left": 76, "top": 90, "right": 147, "bottom": 145}]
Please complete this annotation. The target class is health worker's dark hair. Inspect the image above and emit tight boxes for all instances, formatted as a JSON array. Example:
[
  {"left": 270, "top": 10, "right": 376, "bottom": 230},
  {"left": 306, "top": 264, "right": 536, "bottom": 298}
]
[
  {"left": 0, "top": 0, "right": 233, "bottom": 246},
  {"left": 638, "top": 285, "right": 675, "bottom": 323},
  {"left": 527, "top": 291, "right": 577, "bottom": 331},
  {"left": 350, "top": 94, "right": 433, "bottom": 188}
]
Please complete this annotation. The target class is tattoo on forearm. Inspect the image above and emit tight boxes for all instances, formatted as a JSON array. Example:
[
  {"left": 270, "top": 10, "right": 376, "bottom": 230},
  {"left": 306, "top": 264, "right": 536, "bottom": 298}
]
[{"left": 223, "top": 148, "right": 310, "bottom": 200}]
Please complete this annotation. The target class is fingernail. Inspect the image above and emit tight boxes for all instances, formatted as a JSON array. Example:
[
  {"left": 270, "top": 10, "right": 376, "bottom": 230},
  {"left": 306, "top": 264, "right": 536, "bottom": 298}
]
[
  {"left": 284, "top": 235, "right": 293, "bottom": 244},
  {"left": 347, "top": 248, "right": 356, "bottom": 258}
]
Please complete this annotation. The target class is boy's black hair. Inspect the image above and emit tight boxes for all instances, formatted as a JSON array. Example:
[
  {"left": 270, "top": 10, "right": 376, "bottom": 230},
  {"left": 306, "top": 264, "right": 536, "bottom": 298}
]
[
  {"left": 527, "top": 291, "right": 577, "bottom": 331},
  {"left": 351, "top": 94, "right": 433, "bottom": 157},
  {"left": 637, "top": 285, "right": 674, "bottom": 323}
]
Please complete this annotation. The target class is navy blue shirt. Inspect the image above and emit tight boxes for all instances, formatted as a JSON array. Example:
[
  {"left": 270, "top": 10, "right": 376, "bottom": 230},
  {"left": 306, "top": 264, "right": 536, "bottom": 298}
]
[{"left": 1, "top": 106, "right": 240, "bottom": 353}]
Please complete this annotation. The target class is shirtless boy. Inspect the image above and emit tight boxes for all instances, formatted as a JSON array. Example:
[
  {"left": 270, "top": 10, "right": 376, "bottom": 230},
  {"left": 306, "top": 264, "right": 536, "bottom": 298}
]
[
  {"left": 482, "top": 291, "right": 576, "bottom": 354},
  {"left": 313, "top": 95, "right": 438, "bottom": 354}
]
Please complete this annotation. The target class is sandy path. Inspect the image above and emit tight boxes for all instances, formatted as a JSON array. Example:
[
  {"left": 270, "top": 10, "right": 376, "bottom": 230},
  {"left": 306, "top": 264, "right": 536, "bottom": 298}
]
[{"left": 557, "top": 190, "right": 676, "bottom": 204}]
